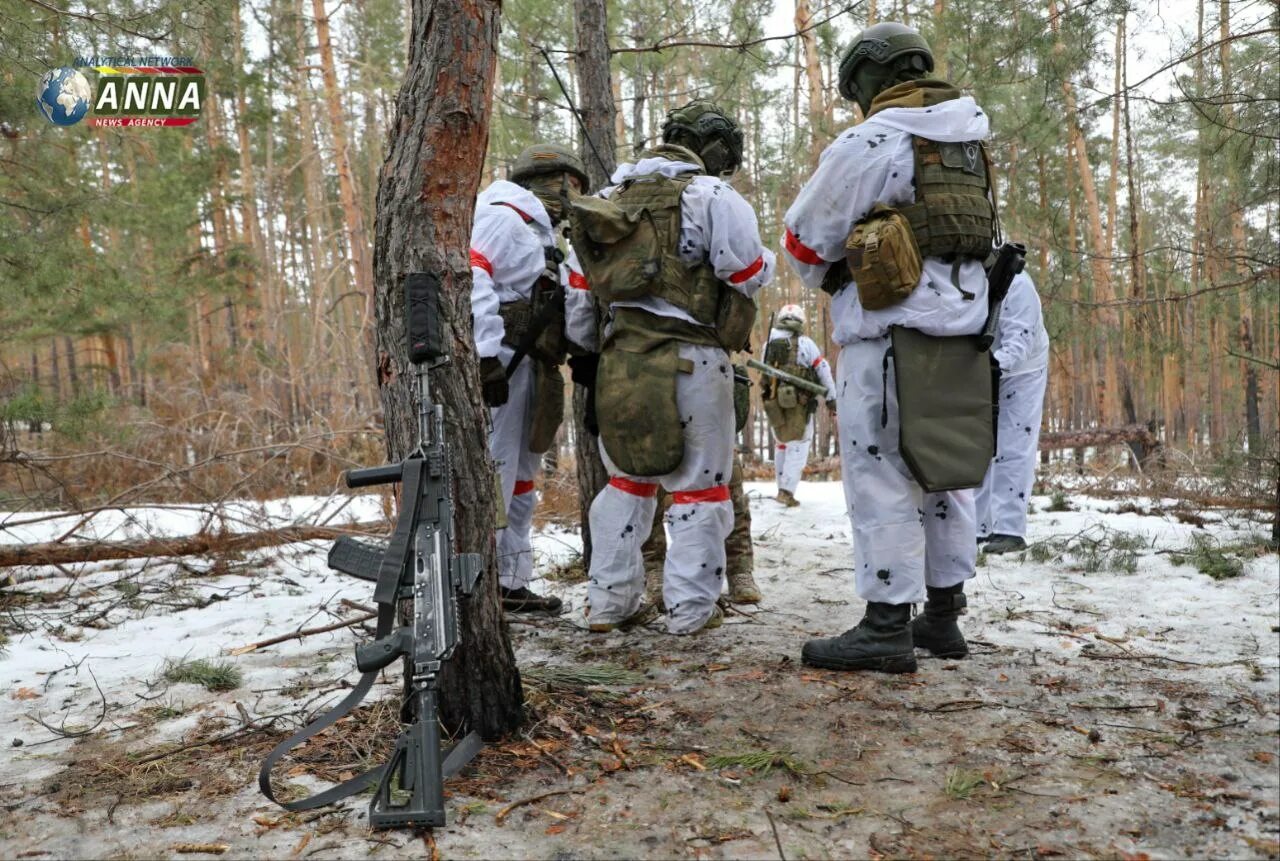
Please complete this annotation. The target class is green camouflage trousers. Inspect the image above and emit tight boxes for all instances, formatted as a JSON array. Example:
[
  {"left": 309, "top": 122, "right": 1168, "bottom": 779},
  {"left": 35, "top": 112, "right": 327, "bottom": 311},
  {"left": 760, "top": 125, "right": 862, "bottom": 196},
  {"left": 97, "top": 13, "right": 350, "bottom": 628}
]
[{"left": 642, "top": 456, "right": 753, "bottom": 595}]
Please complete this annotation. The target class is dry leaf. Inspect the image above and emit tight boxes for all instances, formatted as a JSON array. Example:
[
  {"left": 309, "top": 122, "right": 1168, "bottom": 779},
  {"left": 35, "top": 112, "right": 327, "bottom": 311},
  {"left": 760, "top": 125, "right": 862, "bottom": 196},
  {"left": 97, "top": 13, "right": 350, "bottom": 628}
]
[
  {"left": 777, "top": 785, "right": 791, "bottom": 802},
  {"left": 542, "top": 809, "right": 570, "bottom": 821},
  {"left": 1252, "top": 751, "right": 1274, "bottom": 764},
  {"left": 11, "top": 688, "right": 39, "bottom": 701},
  {"left": 545, "top": 824, "right": 567, "bottom": 836}
]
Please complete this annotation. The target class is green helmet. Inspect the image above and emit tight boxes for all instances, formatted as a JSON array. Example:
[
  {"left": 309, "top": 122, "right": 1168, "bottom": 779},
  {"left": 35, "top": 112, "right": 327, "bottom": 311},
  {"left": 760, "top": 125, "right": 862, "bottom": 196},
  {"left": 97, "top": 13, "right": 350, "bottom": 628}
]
[
  {"left": 660, "top": 100, "right": 744, "bottom": 176},
  {"left": 837, "top": 22, "right": 934, "bottom": 113},
  {"left": 509, "top": 142, "right": 588, "bottom": 189}
]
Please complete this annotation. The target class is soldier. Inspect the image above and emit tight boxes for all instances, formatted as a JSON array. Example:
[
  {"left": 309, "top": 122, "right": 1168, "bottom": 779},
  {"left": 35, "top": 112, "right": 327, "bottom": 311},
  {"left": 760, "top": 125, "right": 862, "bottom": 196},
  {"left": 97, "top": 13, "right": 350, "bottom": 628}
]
[
  {"left": 760, "top": 304, "right": 837, "bottom": 507},
  {"left": 977, "top": 270, "right": 1049, "bottom": 554},
  {"left": 783, "top": 23, "right": 997, "bottom": 671},
  {"left": 471, "top": 143, "right": 587, "bottom": 613},
  {"left": 566, "top": 101, "right": 774, "bottom": 635}
]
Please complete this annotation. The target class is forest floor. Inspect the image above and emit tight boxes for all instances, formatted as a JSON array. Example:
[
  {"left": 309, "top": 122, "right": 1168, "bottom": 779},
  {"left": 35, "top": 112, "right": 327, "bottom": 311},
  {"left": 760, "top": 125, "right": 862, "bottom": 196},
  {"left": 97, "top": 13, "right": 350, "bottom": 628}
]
[{"left": 1, "top": 481, "right": 1277, "bottom": 860}]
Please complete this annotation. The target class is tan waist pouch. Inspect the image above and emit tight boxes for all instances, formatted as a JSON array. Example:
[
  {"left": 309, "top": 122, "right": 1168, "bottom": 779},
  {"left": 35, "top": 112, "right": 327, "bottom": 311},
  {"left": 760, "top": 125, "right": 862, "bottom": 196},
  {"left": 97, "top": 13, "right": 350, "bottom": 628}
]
[
  {"left": 846, "top": 203, "right": 924, "bottom": 311},
  {"left": 764, "top": 399, "right": 810, "bottom": 443}
]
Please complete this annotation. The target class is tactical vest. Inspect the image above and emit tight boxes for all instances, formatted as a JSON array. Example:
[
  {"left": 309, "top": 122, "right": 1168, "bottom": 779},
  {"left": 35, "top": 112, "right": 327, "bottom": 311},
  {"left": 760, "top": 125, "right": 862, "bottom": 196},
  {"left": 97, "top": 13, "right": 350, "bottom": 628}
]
[
  {"left": 569, "top": 161, "right": 756, "bottom": 353},
  {"left": 762, "top": 333, "right": 820, "bottom": 410},
  {"left": 899, "top": 136, "right": 995, "bottom": 260}
]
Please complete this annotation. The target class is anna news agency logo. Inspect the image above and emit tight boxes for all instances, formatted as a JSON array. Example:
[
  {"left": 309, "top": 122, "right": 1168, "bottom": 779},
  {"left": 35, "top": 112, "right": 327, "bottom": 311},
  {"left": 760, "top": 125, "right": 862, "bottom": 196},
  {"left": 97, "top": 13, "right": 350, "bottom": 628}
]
[{"left": 36, "top": 57, "right": 204, "bottom": 128}]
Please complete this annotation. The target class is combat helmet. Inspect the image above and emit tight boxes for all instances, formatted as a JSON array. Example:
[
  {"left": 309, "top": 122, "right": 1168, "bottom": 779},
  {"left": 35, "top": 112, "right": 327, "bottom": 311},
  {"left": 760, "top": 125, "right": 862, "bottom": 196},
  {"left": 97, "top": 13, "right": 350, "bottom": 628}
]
[
  {"left": 776, "top": 303, "right": 806, "bottom": 333},
  {"left": 509, "top": 142, "right": 588, "bottom": 190},
  {"left": 837, "top": 22, "right": 934, "bottom": 113},
  {"left": 661, "top": 101, "right": 745, "bottom": 177}
]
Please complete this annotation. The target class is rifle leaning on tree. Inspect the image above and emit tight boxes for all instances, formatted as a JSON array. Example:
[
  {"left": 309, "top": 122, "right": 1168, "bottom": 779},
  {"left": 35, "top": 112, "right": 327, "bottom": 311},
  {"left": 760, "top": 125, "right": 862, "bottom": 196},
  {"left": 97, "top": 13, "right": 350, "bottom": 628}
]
[{"left": 258, "top": 273, "right": 483, "bottom": 829}]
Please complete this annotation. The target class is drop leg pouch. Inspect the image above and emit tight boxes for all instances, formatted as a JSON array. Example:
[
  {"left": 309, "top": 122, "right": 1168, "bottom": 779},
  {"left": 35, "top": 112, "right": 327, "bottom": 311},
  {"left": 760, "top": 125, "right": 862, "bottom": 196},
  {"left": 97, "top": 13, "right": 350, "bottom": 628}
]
[
  {"left": 596, "top": 340, "right": 689, "bottom": 477},
  {"left": 527, "top": 361, "right": 565, "bottom": 455},
  {"left": 889, "top": 325, "right": 995, "bottom": 493}
]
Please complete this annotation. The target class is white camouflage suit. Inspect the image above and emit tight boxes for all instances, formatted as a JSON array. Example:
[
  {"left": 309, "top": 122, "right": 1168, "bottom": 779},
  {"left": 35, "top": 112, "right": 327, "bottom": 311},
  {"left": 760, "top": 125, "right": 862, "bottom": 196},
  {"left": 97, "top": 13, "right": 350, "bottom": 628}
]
[
  {"left": 976, "top": 271, "right": 1050, "bottom": 539},
  {"left": 470, "top": 180, "right": 578, "bottom": 591},
  {"left": 568, "top": 157, "right": 775, "bottom": 633},
  {"left": 783, "top": 96, "right": 992, "bottom": 605},
  {"left": 767, "top": 326, "right": 837, "bottom": 495}
]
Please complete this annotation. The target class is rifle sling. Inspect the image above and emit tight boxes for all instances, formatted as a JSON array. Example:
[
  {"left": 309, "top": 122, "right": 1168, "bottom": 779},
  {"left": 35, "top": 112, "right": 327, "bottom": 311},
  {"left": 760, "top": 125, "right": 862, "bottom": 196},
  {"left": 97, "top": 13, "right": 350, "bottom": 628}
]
[{"left": 257, "top": 458, "right": 426, "bottom": 811}]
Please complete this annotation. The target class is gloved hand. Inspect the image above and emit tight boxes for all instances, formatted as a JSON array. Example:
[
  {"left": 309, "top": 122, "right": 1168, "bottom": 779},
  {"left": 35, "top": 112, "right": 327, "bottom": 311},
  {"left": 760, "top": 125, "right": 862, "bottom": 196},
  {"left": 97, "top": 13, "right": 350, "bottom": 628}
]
[
  {"left": 567, "top": 353, "right": 599, "bottom": 388},
  {"left": 826, "top": 398, "right": 837, "bottom": 416},
  {"left": 480, "top": 357, "right": 509, "bottom": 407}
]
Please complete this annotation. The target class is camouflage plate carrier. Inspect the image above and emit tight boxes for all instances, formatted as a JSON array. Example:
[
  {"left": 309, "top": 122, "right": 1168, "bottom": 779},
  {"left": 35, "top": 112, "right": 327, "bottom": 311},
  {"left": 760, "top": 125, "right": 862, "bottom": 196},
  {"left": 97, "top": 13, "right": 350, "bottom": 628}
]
[{"left": 761, "top": 332, "right": 821, "bottom": 443}]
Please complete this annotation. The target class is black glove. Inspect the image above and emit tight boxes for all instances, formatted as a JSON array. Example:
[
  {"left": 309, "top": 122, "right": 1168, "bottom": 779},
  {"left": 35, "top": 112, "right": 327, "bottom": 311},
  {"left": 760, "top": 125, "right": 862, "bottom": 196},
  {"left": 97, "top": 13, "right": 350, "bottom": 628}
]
[
  {"left": 480, "top": 357, "right": 509, "bottom": 407},
  {"left": 826, "top": 398, "right": 837, "bottom": 415},
  {"left": 567, "top": 353, "right": 599, "bottom": 388}
]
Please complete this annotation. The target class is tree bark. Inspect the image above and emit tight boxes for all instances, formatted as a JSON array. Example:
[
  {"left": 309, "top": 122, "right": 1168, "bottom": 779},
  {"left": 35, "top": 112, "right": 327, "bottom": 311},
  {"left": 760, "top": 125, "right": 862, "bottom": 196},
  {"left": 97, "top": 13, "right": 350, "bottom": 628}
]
[
  {"left": 372, "top": 0, "right": 521, "bottom": 738},
  {"left": 571, "top": 0, "right": 619, "bottom": 566}
]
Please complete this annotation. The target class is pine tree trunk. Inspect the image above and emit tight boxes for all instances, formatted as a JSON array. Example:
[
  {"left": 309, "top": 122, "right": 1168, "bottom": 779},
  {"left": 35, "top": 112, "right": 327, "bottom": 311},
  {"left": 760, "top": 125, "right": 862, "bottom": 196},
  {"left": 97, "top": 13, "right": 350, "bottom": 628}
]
[
  {"left": 372, "top": 0, "right": 521, "bottom": 738},
  {"left": 795, "top": 0, "right": 825, "bottom": 168},
  {"left": 572, "top": 0, "right": 618, "bottom": 566},
  {"left": 312, "top": 0, "right": 375, "bottom": 362}
]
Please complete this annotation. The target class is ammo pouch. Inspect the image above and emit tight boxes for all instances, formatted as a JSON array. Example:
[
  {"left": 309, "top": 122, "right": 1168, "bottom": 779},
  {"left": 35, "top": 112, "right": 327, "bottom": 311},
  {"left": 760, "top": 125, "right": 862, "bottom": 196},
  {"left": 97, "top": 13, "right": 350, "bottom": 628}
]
[
  {"left": 500, "top": 292, "right": 568, "bottom": 367},
  {"left": 596, "top": 335, "right": 690, "bottom": 477},
  {"left": 888, "top": 325, "right": 994, "bottom": 492},
  {"left": 527, "top": 361, "right": 565, "bottom": 454},
  {"left": 499, "top": 300, "right": 532, "bottom": 349},
  {"left": 715, "top": 288, "right": 757, "bottom": 353},
  {"left": 846, "top": 203, "right": 923, "bottom": 311},
  {"left": 568, "top": 193, "right": 661, "bottom": 304}
]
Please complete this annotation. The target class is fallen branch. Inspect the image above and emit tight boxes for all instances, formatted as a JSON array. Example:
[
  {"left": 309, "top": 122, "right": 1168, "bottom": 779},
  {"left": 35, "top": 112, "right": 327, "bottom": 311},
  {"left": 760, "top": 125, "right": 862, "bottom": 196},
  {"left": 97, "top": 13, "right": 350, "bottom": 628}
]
[
  {"left": 0, "top": 522, "right": 381, "bottom": 568},
  {"left": 1039, "top": 424, "right": 1159, "bottom": 452},
  {"left": 495, "top": 788, "right": 584, "bottom": 824},
  {"left": 229, "top": 610, "right": 379, "bottom": 656}
]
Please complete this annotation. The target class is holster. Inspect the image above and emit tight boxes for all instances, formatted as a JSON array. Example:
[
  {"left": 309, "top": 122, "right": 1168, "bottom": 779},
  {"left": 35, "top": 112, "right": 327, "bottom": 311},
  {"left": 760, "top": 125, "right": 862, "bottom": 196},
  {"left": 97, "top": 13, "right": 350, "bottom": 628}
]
[{"left": 527, "top": 361, "right": 565, "bottom": 454}]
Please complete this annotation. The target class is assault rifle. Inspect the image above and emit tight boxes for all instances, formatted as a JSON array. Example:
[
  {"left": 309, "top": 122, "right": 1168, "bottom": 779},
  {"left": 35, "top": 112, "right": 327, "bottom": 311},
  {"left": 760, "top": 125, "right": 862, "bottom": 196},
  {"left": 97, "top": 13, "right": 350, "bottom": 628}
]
[
  {"left": 259, "top": 272, "right": 483, "bottom": 829},
  {"left": 978, "top": 242, "right": 1028, "bottom": 352},
  {"left": 746, "top": 357, "right": 830, "bottom": 398}
]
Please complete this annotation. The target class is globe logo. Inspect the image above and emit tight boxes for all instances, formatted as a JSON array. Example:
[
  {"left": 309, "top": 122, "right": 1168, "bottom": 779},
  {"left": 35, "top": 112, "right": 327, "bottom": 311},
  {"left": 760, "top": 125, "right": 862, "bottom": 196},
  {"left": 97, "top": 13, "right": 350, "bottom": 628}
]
[{"left": 36, "top": 67, "right": 92, "bottom": 127}]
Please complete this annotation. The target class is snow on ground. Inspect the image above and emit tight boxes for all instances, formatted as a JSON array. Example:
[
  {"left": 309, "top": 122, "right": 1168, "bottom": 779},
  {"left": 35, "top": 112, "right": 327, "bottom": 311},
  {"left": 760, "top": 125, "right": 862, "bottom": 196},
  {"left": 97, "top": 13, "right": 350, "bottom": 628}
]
[{"left": 0, "top": 481, "right": 1277, "bottom": 859}]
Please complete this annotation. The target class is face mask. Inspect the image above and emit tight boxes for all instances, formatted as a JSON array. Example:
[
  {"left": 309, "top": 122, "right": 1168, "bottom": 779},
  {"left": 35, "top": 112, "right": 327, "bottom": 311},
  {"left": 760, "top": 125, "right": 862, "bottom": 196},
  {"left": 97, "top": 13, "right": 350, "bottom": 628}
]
[{"left": 524, "top": 174, "right": 574, "bottom": 223}]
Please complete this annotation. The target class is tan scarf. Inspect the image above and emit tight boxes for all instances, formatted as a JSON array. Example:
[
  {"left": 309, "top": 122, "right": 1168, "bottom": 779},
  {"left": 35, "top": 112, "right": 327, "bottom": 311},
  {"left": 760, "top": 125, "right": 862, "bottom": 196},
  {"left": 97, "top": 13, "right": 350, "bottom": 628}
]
[{"left": 864, "top": 79, "right": 962, "bottom": 119}]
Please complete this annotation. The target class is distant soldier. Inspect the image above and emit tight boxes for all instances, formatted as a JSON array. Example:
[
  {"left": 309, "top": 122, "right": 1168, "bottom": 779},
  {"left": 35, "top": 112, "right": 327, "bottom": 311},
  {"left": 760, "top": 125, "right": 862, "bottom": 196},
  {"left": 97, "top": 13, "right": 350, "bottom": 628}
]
[
  {"left": 471, "top": 143, "right": 588, "bottom": 613},
  {"left": 977, "top": 270, "right": 1049, "bottom": 554},
  {"left": 760, "top": 304, "right": 837, "bottom": 507}
]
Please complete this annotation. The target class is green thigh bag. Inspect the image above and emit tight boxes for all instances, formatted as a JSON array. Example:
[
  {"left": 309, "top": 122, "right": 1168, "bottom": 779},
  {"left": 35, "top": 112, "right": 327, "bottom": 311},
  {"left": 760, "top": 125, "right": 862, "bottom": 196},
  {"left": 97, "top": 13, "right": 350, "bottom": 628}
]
[
  {"left": 763, "top": 398, "right": 810, "bottom": 443},
  {"left": 596, "top": 341, "right": 690, "bottom": 477},
  {"left": 889, "top": 325, "right": 994, "bottom": 493},
  {"left": 527, "top": 361, "right": 565, "bottom": 455}
]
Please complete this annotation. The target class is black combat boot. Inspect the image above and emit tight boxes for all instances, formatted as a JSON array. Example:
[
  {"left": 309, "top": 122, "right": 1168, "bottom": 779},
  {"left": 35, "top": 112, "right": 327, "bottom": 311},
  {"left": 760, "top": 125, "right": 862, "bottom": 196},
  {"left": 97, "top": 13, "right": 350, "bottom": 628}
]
[
  {"left": 983, "top": 534, "right": 1027, "bottom": 554},
  {"left": 910, "top": 583, "right": 969, "bottom": 658},
  {"left": 801, "top": 602, "right": 916, "bottom": 673}
]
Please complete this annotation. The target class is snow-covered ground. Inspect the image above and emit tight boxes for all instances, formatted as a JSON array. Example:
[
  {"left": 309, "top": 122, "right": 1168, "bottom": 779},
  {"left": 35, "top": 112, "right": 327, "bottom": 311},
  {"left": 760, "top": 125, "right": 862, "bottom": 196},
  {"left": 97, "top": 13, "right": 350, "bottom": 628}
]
[{"left": 1, "top": 481, "right": 1276, "bottom": 859}]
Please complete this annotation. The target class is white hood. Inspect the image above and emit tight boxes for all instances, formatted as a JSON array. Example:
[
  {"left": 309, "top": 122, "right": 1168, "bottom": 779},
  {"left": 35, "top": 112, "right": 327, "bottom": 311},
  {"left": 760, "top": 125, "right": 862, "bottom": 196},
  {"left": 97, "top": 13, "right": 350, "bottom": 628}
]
[
  {"left": 476, "top": 179, "right": 552, "bottom": 230},
  {"left": 610, "top": 158, "right": 700, "bottom": 184},
  {"left": 861, "top": 96, "right": 990, "bottom": 143}
]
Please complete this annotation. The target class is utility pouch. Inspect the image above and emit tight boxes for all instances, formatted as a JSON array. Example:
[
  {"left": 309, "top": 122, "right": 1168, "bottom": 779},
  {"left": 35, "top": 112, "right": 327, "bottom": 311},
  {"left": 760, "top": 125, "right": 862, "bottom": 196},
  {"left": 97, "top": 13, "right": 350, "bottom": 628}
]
[
  {"left": 777, "top": 384, "right": 798, "bottom": 410},
  {"left": 527, "top": 362, "right": 565, "bottom": 454},
  {"left": 530, "top": 289, "right": 569, "bottom": 366},
  {"left": 596, "top": 340, "right": 689, "bottom": 476},
  {"left": 567, "top": 194, "right": 658, "bottom": 304},
  {"left": 846, "top": 203, "right": 924, "bottom": 311},
  {"left": 498, "top": 301, "right": 532, "bottom": 349},
  {"left": 889, "top": 325, "right": 994, "bottom": 492},
  {"left": 715, "top": 287, "right": 758, "bottom": 353}
]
